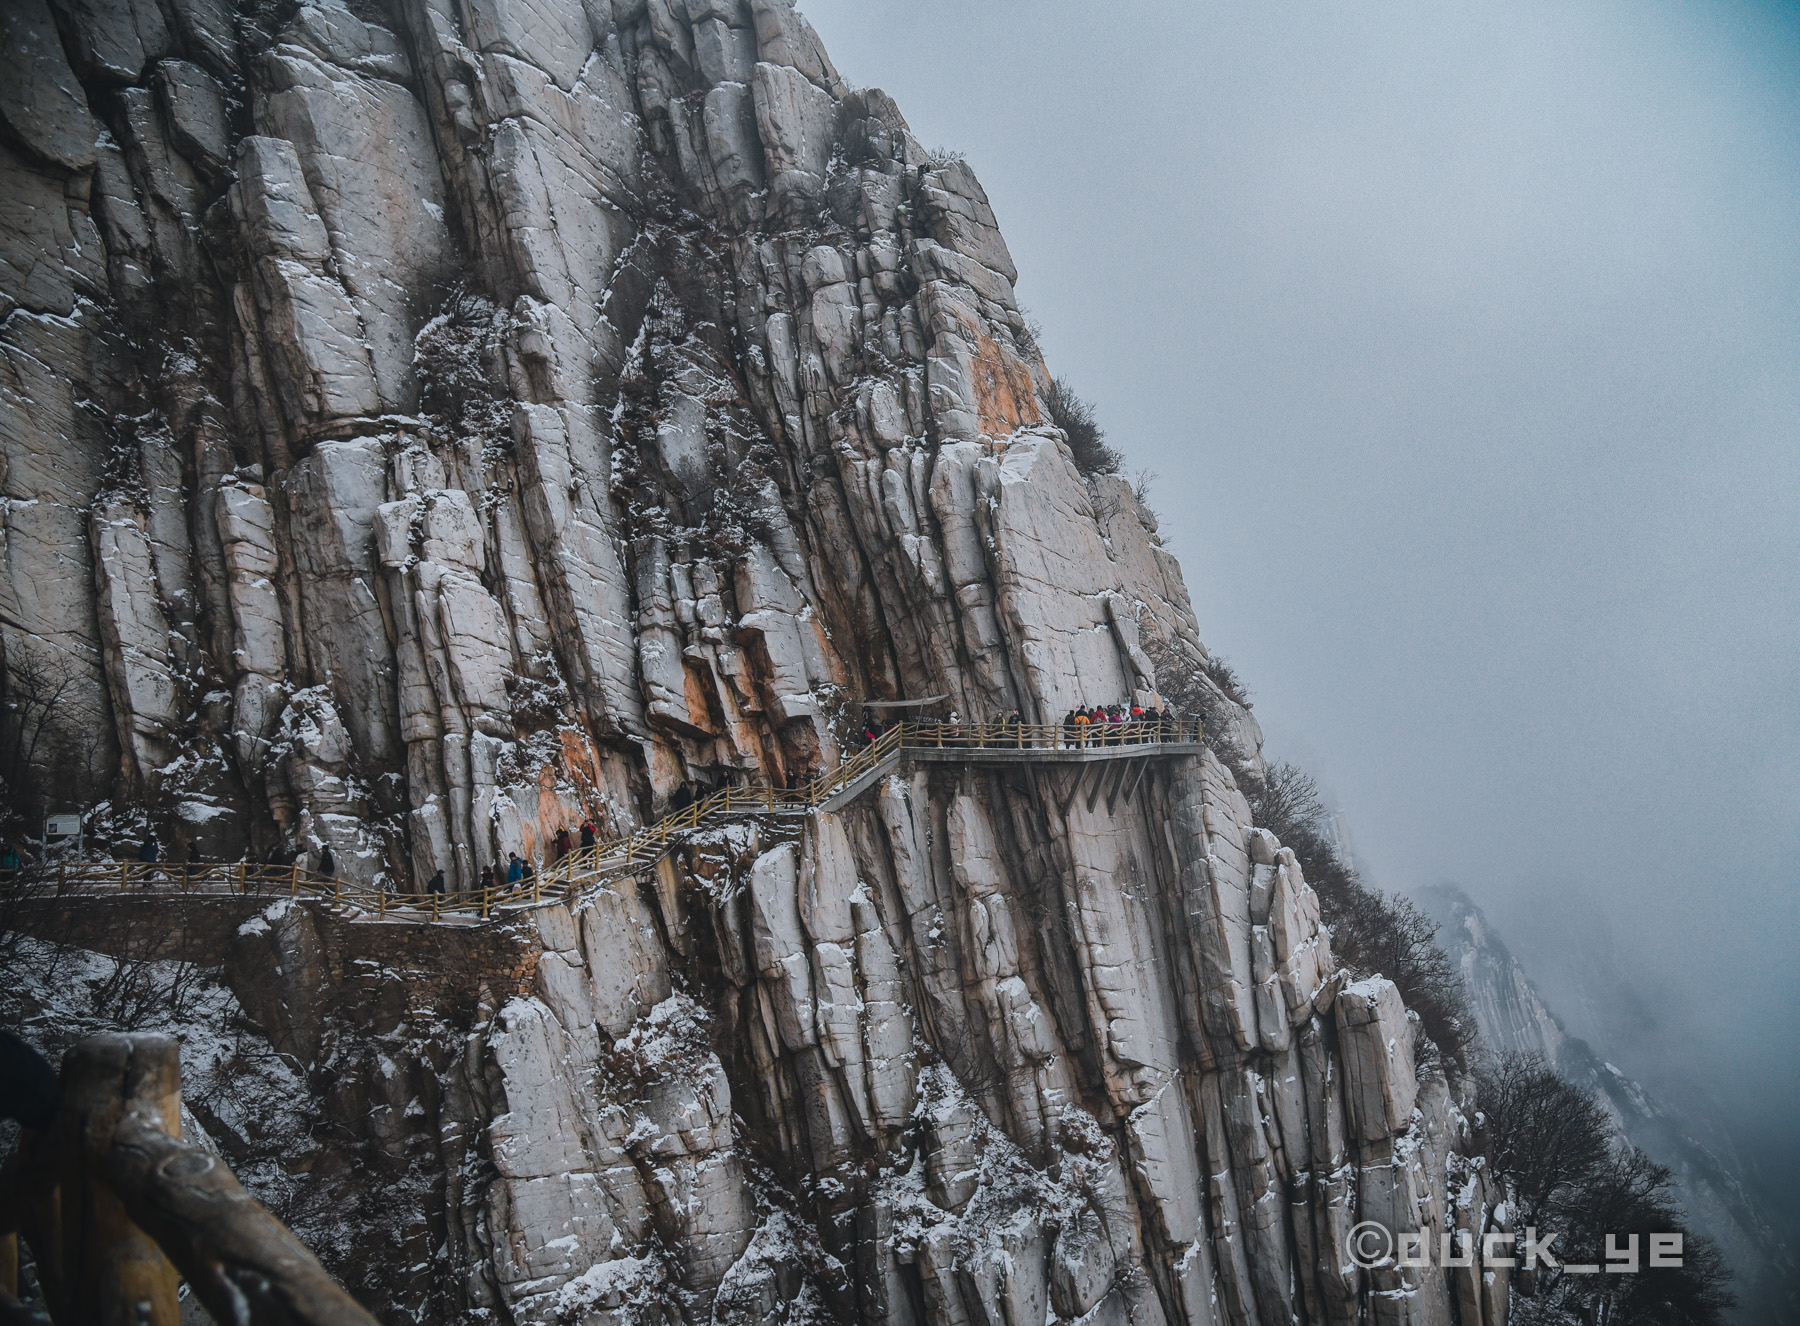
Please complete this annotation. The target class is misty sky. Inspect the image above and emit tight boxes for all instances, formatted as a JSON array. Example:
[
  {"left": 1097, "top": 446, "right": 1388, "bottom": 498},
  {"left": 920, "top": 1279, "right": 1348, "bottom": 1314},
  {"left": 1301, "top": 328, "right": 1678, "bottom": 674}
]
[{"left": 799, "top": 0, "right": 1800, "bottom": 1169}]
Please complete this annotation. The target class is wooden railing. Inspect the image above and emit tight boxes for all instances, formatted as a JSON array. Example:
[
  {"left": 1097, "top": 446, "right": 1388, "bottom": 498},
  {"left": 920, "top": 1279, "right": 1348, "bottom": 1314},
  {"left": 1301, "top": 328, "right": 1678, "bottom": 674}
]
[
  {"left": 0, "top": 1033, "right": 377, "bottom": 1326},
  {"left": 24, "top": 718, "right": 1201, "bottom": 923}
]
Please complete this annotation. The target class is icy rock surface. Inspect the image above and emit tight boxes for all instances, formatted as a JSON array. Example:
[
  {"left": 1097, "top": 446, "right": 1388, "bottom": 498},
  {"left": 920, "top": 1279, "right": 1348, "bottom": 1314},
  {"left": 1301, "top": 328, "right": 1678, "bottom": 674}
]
[{"left": 1, "top": 2, "right": 1505, "bottom": 1323}]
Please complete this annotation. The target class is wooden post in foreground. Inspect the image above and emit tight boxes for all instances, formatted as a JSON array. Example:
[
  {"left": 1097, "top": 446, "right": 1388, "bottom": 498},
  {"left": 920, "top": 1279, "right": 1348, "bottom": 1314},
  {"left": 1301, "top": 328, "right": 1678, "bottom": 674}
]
[
  {"left": 59, "top": 1034, "right": 182, "bottom": 1326},
  {"left": 106, "top": 1109, "right": 381, "bottom": 1326}
]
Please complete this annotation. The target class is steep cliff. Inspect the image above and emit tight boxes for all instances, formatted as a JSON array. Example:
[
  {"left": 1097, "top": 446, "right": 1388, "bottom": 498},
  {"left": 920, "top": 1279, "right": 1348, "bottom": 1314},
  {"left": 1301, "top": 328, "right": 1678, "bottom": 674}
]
[{"left": 4, "top": 2, "right": 1509, "bottom": 1323}]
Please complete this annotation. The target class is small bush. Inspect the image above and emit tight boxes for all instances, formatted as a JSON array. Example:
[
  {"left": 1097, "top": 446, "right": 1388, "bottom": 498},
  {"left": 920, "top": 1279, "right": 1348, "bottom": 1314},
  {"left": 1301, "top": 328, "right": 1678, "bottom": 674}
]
[
  {"left": 1045, "top": 377, "right": 1122, "bottom": 476},
  {"left": 414, "top": 284, "right": 510, "bottom": 446},
  {"left": 1199, "top": 653, "right": 1249, "bottom": 706}
]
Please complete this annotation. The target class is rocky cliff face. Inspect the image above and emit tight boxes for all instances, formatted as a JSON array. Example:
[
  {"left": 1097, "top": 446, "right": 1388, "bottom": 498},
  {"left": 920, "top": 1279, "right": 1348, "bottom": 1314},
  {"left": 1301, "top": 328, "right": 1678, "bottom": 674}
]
[{"left": 4, "top": 2, "right": 1510, "bottom": 1323}]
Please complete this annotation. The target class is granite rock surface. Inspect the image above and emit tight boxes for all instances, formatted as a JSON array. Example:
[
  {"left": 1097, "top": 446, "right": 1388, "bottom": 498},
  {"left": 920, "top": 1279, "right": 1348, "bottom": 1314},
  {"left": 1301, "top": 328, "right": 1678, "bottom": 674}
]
[{"left": 1, "top": 3, "right": 1507, "bottom": 1322}]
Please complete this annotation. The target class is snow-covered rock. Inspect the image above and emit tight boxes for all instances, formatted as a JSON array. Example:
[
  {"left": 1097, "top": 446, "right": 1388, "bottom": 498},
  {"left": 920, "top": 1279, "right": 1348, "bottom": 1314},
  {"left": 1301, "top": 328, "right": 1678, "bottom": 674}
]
[{"left": 0, "top": 0, "right": 1498, "bottom": 1322}]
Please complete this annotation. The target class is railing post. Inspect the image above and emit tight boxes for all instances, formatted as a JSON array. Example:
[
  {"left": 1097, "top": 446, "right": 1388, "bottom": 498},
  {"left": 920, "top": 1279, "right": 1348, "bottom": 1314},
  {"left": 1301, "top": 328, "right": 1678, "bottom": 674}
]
[
  {"left": 120, "top": 862, "right": 128, "bottom": 892},
  {"left": 59, "top": 1034, "right": 182, "bottom": 1326}
]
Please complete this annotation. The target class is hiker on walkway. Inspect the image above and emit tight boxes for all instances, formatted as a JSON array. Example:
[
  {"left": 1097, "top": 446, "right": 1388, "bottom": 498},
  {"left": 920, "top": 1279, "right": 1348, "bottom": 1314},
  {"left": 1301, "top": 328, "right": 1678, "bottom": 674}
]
[
  {"left": 0, "top": 843, "right": 18, "bottom": 879},
  {"left": 579, "top": 820, "right": 596, "bottom": 849},
  {"left": 137, "top": 832, "right": 160, "bottom": 886},
  {"left": 1075, "top": 707, "right": 1093, "bottom": 747},
  {"left": 1062, "top": 710, "right": 1078, "bottom": 749},
  {"left": 1129, "top": 702, "right": 1145, "bottom": 742},
  {"left": 427, "top": 868, "right": 446, "bottom": 895},
  {"left": 507, "top": 853, "right": 524, "bottom": 882},
  {"left": 672, "top": 782, "right": 694, "bottom": 812},
  {"left": 554, "top": 826, "right": 573, "bottom": 861},
  {"left": 317, "top": 843, "right": 335, "bottom": 878},
  {"left": 520, "top": 859, "right": 535, "bottom": 885}
]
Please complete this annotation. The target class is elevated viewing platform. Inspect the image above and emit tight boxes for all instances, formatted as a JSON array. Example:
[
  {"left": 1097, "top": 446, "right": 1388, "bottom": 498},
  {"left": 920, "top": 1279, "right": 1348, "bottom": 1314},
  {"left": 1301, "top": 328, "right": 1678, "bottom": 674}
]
[{"left": 21, "top": 721, "right": 1205, "bottom": 924}]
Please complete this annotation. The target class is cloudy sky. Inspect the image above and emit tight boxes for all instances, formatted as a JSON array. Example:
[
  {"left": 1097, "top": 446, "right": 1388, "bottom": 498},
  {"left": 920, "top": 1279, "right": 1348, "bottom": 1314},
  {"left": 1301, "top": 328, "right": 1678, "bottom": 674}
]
[{"left": 800, "top": 0, "right": 1799, "bottom": 1193}]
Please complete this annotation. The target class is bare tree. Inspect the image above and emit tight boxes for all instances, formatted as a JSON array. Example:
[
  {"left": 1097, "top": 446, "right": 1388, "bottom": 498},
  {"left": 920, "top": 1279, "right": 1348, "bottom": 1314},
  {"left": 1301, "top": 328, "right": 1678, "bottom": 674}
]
[
  {"left": 1476, "top": 1051, "right": 1613, "bottom": 1228},
  {"left": 0, "top": 639, "right": 113, "bottom": 822},
  {"left": 1, "top": 646, "right": 76, "bottom": 798},
  {"left": 1479, "top": 1052, "right": 1736, "bottom": 1325}
]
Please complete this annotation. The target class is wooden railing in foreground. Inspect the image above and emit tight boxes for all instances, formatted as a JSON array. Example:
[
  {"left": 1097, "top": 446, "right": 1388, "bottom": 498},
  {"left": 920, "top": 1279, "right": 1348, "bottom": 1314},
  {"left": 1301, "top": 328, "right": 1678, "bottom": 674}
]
[
  {"left": 25, "top": 718, "right": 1200, "bottom": 921},
  {"left": 0, "top": 1033, "right": 377, "bottom": 1326}
]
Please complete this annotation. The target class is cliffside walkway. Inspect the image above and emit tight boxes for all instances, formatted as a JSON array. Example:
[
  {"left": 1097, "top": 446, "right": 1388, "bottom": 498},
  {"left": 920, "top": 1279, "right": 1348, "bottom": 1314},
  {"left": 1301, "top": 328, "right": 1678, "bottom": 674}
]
[{"left": 29, "top": 721, "right": 1203, "bottom": 923}]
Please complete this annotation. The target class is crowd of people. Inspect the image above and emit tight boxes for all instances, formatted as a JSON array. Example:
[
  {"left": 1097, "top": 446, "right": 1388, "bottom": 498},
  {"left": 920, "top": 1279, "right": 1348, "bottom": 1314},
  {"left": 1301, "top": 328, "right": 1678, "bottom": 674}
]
[
  {"left": 856, "top": 702, "right": 1191, "bottom": 748},
  {"left": 1059, "top": 701, "right": 1186, "bottom": 745}
]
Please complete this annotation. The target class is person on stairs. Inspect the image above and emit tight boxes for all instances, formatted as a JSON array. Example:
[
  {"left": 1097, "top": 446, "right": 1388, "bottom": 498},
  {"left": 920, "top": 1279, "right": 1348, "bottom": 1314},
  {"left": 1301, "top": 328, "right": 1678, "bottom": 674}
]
[
  {"left": 579, "top": 820, "right": 596, "bottom": 850},
  {"left": 427, "top": 868, "right": 446, "bottom": 896}
]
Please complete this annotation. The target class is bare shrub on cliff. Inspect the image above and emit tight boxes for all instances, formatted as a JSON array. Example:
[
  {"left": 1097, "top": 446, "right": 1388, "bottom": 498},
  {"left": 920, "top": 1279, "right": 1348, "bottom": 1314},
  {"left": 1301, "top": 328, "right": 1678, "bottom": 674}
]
[
  {"left": 1139, "top": 635, "right": 1249, "bottom": 755},
  {"left": 1045, "top": 377, "right": 1121, "bottom": 476},
  {"left": 1132, "top": 467, "right": 1158, "bottom": 506},
  {"left": 1199, "top": 653, "right": 1250, "bottom": 705},
  {"left": 414, "top": 284, "right": 510, "bottom": 448},
  {"left": 1247, "top": 761, "right": 1477, "bottom": 1069}
]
